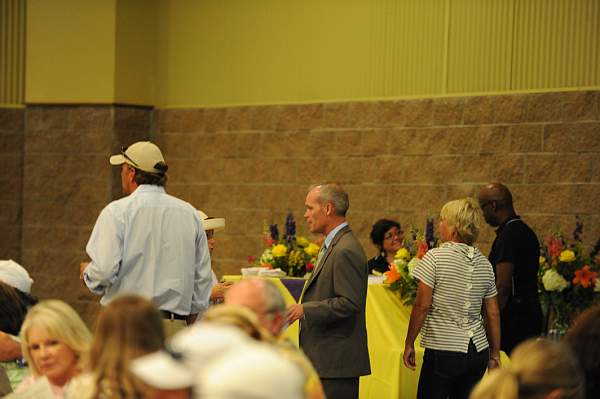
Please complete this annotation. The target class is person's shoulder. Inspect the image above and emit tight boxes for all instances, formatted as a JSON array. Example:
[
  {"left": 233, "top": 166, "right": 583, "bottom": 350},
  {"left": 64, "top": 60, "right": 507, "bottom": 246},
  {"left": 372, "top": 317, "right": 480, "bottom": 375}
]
[
  {"left": 336, "top": 228, "right": 363, "bottom": 250},
  {"left": 98, "top": 196, "right": 129, "bottom": 218},
  {"left": 503, "top": 219, "right": 539, "bottom": 242}
]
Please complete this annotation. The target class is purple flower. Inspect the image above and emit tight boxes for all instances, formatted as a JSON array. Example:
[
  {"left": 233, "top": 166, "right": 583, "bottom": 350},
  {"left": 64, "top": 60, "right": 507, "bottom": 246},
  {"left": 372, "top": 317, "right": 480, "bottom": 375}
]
[
  {"left": 573, "top": 216, "right": 583, "bottom": 242},
  {"left": 425, "top": 218, "right": 435, "bottom": 249},
  {"left": 285, "top": 213, "right": 296, "bottom": 237},
  {"left": 269, "top": 224, "right": 279, "bottom": 242}
]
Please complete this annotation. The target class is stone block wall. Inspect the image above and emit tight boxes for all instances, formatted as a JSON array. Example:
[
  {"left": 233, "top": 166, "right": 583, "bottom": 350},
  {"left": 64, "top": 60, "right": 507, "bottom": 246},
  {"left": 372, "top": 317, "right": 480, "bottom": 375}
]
[
  {"left": 153, "top": 91, "right": 600, "bottom": 277},
  {"left": 21, "top": 105, "right": 151, "bottom": 324},
  {"left": 0, "top": 108, "right": 24, "bottom": 261},
  {"left": 9, "top": 91, "right": 600, "bottom": 322}
]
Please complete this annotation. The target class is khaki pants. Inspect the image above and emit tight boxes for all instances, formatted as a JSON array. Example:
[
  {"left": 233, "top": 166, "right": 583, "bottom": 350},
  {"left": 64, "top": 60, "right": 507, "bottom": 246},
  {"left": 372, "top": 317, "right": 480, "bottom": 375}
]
[{"left": 162, "top": 318, "right": 188, "bottom": 340}]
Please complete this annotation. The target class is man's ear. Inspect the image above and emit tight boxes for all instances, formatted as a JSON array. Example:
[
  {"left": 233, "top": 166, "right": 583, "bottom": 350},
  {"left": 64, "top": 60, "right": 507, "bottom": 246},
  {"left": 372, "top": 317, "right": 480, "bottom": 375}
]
[
  {"left": 325, "top": 202, "right": 333, "bottom": 216},
  {"left": 273, "top": 313, "right": 286, "bottom": 333}
]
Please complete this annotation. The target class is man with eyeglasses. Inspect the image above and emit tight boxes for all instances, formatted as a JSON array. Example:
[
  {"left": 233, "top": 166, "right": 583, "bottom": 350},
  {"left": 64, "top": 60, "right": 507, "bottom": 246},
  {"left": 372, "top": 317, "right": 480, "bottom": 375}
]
[
  {"left": 81, "top": 141, "right": 212, "bottom": 338},
  {"left": 478, "top": 182, "right": 542, "bottom": 355}
]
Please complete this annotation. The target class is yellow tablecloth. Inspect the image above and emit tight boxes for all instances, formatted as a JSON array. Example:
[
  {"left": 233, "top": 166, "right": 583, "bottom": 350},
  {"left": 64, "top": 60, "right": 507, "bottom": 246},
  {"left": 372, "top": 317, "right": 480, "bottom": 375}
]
[{"left": 222, "top": 276, "right": 507, "bottom": 399}]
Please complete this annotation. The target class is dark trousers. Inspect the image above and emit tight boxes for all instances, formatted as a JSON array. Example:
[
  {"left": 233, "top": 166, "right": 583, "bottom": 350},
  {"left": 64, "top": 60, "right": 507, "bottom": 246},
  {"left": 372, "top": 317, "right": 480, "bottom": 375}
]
[
  {"left": 321, "top": 377, "right": 359, "bottom": 399},
  {"left": 417, "top": 341, "right": 489, "bottom": 399}
]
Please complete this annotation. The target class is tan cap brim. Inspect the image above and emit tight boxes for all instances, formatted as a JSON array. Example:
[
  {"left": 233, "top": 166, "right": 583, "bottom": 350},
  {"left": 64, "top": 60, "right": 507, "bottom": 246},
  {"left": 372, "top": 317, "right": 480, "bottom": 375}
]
[
  {"left": 202, "top": 218, "right": 225, "bottom": 231},
  {"left": 109, "top": 154, "right": 126, "bottom": 165}
]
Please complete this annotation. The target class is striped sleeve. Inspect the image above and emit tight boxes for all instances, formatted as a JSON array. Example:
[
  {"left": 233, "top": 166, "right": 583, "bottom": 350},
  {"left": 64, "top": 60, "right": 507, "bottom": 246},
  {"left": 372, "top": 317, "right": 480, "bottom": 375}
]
[
  {"left": 411, "top": 250, "right": 436, "bottom": 288},
  {"left": 483, "top": 258, "right": 498, "bottom": 298}
]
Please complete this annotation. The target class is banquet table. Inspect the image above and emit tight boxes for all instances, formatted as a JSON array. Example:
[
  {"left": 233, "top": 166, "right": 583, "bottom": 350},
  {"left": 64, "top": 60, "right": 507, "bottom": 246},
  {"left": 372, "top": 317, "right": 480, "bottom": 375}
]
[{"left": 222, "top": 275, "right": 507, "bottom": 399}]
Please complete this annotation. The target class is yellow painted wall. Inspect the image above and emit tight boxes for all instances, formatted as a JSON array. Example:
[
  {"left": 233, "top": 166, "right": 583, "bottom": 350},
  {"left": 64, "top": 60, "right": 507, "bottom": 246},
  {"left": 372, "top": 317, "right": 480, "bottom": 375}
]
[
  {"left": 21, "top": 0, "right": 600, "bottom": 107},
  {"left": 114, "top": 0, "right": 157, "bottom": 105},
  {"left": 156, "top": 0, "right": 600, "bottom": 108},
  {"left": 26, "top": 0, "right": 116, "bottom": 104}
]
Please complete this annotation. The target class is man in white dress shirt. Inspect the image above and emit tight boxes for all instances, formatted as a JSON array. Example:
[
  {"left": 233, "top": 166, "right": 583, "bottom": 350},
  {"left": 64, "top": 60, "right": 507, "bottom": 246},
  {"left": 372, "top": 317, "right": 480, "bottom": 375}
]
[{"left": 82, "top": 141, "right": 212, "bottom": 337}]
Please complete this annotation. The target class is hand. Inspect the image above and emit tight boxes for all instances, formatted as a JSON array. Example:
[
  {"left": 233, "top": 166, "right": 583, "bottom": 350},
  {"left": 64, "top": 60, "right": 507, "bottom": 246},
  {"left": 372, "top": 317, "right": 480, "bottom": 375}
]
[
  {"left": 488, "top": 356, "right": 501, "bottom": 370},
  {"left": 287, "top": 304, "right": 304, "bottom": 324},
  {"left": 211, "top": 282, "right": 233, "bottom": 301},
  {"left": 187, "top": 313, "right": 198, "bottom": 325},
  {"left": 403, "top": 343, "right": 416, "bottom": 370},
  {"left": 79, "top": 262, "right": 89, "bottom": 280}
]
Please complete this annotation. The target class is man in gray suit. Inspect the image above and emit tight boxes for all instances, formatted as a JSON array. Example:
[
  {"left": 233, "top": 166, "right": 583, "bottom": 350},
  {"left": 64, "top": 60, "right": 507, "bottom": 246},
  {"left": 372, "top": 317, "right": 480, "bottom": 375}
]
[{"left": 288, "top": 183, "right": 371, "bottom": 399}]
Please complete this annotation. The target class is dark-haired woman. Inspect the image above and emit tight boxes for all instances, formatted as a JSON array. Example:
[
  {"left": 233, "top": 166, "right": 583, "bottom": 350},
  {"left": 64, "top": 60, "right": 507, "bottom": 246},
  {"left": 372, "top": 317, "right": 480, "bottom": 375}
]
[{"left": 367, "top": 219, "right": 404, "bottom": 274}]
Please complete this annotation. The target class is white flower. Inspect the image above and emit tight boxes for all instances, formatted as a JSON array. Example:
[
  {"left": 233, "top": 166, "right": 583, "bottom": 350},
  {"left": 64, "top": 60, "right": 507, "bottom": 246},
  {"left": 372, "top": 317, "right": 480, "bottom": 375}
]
[
  {"left": 594, "top": 278, "right": 600, "bottom": 292},
  {"left": 542, "top": 269, "right": 569, "bottom": 292},
  {"left": 407, "top": 257, "right": 420, "bottom": 277},
  {"left": 259, "top": 248, "right": 274, "bottom": 265}
]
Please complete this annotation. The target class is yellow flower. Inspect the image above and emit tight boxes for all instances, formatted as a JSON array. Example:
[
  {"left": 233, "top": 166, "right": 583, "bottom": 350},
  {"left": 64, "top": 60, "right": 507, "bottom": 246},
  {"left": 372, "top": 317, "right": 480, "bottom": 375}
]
[
  {"left": 304, "top": 243, "right": 320, "bottom": 257},
  {"left": 296, "top": 236, "right": 309, "bottom": 247},
  {"left": 395, "top": 248, "right": 410, "bottom": 261},
  {"left": 272, "top": 244, "right": 288, "bottom": 257},
  {"left": 559, "top": 250, "right": 576, "bottom": 263},
  {"left": 539, "top": 256, "right": 547, "bottom": 267}
]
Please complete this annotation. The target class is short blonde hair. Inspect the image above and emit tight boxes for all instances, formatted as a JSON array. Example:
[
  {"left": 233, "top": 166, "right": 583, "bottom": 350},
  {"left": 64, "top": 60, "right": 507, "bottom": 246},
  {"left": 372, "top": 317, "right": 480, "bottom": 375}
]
[
  {"left": 20, "top": 300, "right": 92, "bottom": 377},
  {"left": 470, "top": 339, "right": 584, "bottom": 399},
  {"left": 440, "top": 197, "right": 482, "bottom": 245}
]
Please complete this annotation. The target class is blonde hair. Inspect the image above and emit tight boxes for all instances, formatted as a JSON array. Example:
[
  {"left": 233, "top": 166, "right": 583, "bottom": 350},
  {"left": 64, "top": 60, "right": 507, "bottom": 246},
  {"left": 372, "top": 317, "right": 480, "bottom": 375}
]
[
  {"left": 440, "top": 198, "right": 482, "bottom": 245},
  {"left": 470, "top": 339, "right": 584, "bottom": 399},
  {"left": 88, "top": 295, "right": 165, "bottom": 399},
  {"left": 20, "top": 299, "right": 92, "bottom": 377}
]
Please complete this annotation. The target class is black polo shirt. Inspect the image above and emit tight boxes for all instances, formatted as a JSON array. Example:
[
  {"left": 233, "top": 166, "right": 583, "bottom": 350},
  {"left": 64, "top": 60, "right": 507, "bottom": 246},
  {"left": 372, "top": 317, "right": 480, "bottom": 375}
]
[
  {"left": 489, "top": 216, "right": 543, "bottom": 353},
  {"left": 489, "top": 216, "right": 540, "bottom": 301}
]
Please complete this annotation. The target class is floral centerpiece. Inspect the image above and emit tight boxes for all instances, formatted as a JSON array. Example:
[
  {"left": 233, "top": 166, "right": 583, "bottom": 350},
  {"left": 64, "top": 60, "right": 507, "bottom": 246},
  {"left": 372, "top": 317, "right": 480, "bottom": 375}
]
[
  {"left": 249, "top": 213, "right": 320, "bottom": 278},
  {"left": 384, "top": 219, "right": 438, "bottom": 306},
  {"left": 538, "top": 218, "right": 600, "bottom": 333}
]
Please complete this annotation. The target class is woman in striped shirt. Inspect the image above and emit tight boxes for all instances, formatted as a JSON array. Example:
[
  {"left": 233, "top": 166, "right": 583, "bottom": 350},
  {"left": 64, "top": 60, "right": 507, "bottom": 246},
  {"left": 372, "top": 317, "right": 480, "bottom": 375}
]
[{"left": 403, "top": 198, "right": 501, "bottom": 399}]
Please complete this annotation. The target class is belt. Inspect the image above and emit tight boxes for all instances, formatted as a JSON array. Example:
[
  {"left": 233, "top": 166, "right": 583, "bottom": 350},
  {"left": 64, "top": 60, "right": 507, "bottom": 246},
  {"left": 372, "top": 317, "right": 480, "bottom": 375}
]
[{"left": 160, "top": 310, "right": 187, "bottom": 321}]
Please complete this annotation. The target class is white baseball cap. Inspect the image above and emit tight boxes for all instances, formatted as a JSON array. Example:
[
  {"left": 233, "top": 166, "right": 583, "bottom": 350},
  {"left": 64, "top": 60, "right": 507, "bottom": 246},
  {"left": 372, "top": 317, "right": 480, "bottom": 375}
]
[
  {"left": 198, "top": 210, "right": 226, "bottom": 231},
  {"left": 199, "top": 344, "right": 305, "bottom": 399},
  {"left": 0, "top": 259, "right": 33, "bottom": 293},
  {"left": 109, "top": 141, "right": 168, "bottom": 174},
  {"left": 130, "top": 324, "right": 250, "bottom": 390}
]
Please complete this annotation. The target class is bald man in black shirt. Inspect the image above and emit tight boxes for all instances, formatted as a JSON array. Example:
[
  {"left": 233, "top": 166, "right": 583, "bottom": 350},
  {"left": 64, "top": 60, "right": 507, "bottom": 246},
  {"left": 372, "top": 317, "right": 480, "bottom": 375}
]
[{"left": 478, "top": 183, "right": 543, "bottom": 355}]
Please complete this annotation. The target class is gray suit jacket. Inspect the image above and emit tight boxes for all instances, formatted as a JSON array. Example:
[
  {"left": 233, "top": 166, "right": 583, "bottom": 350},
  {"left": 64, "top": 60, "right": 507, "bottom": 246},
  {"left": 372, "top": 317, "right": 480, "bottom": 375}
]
[{"left": 300, "top": 225, "right": 371, "bottom": 378}]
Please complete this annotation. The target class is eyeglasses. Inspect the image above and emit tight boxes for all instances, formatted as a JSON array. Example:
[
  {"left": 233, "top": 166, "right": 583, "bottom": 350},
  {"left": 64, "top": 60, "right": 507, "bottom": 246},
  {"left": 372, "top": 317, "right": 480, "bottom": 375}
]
[
  {"left": 120, "top": 146, "right": 140, "bottom": 168},
  {"left": 384, "top": 231, "right": 403, "bottom": 240}
]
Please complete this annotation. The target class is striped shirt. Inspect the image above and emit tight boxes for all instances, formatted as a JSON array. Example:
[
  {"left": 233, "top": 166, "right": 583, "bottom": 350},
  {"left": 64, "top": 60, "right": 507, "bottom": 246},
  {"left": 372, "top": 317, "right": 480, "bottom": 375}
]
[{"left": 411, "top": 242, "right": 497, "bottom": 353}]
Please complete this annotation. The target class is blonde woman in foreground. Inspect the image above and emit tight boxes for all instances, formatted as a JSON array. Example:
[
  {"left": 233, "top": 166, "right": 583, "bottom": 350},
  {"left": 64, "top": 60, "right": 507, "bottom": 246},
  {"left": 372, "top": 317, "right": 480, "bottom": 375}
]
[
  {"left": 17, "top": 300, "right": 92, "bottom": 398},
  {"left": 470, "top": 338, "right": 584, "bottom": 399}
]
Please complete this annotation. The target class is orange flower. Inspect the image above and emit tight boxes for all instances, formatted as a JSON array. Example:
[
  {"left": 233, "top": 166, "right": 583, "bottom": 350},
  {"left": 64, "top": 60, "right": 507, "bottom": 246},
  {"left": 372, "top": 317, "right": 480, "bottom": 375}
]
[
  {"left": 384, "top": 264, "right": 401, "bottom": 284},
  {"left": 572, "top": 265, "right": 598, "bottom": 288},
  {"left": 417, "top": 241, "right": 429, "bottom": 259}
]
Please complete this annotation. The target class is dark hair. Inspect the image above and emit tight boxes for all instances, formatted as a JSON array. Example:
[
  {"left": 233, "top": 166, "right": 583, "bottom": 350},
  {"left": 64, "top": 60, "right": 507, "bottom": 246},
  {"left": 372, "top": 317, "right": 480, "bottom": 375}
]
[
  {"left": 565, "top": 304, "right": 600, "bottom": 399},
  {"left": 0, "top": 281, "right": 38, "bottom": 335},
  {"left": 370, "top": 219, "right": 401, "bottom": 250},
  {"left": 133, "top": 168, "right": 167, "bottom": 187}
]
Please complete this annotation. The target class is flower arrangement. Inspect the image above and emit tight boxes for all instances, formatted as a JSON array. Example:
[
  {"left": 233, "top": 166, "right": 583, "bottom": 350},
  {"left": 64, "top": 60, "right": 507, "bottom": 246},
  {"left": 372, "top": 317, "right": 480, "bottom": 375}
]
[
  {"left": 249, "top": 213, "right": 320, "bottom": 278},
  {"left": 384, "top": 219, "right": 438, "bottom": 306},
  {"left": 538, "top": 218, "right": 600, "bottom": 332}
]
